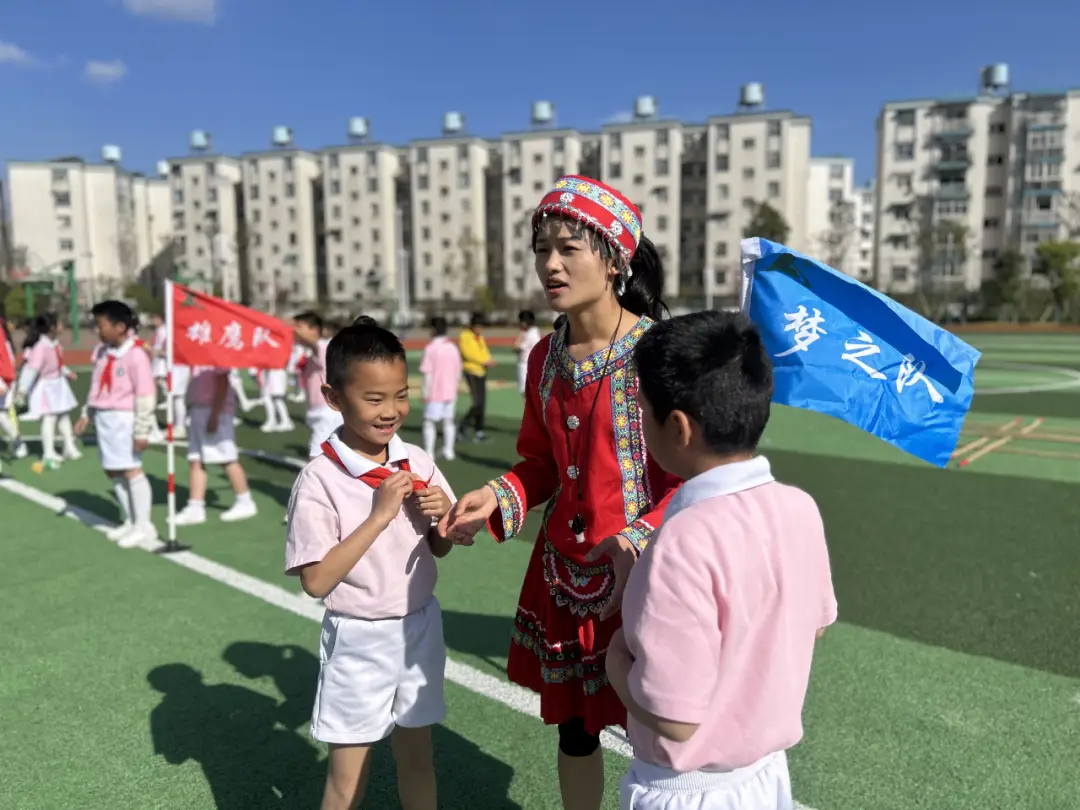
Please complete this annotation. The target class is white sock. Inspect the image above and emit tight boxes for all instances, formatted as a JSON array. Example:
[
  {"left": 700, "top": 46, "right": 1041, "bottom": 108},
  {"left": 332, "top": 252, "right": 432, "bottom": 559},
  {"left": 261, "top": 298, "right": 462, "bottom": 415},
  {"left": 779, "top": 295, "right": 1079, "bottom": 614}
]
[
  {"left": 129, "top": 473, "right": 153, "bottom": 528},
  {"left": 57, "top": 414, "right": 78, "bottom": 453},
  {"left": 261, "top": 393, "right": 277, "bottom": 428},
  {"left": 422, "top": 419, "right": 437, "bottom": 457},
  {"left": 235, "top": 491, "right": 253, "bottom": 506},
  {"left": 113, "top": 478, "right": 133, "bottom": 525},
  {"left": 185, "top": 498, "right": 206, "bottom": 511},
  {"left": 274, "top": 398, "right": 290, "bottom": 425},
  {"left": 0, "top": 410, "right": 17, "bottom": 441},
  {"left": 443, "top": 419, "right": 456, "bottom": 455},
  {"left": 41, "top": 414, "right": 57, "bottom": 458}
]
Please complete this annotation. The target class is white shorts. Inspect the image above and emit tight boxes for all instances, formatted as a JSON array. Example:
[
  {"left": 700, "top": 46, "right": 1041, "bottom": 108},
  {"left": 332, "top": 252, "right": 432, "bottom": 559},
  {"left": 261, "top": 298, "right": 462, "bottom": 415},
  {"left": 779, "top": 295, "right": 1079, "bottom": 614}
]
[
  {"left": 186, "top": 406, "right": 239, "bottom": 465},
  {"left": 621, "top": 753, "right": 792, "bottom": 810},
  {"left": 262, "top": 369, "right": 288, "bottom": 398},
  {"left": 152, "top": 357, "right": 166, "bottom": 379},
  {"left": 311, "top": 597, "right": 447, "bottom": 745},
  {"left": 423, "top": 401, "right": 456, "bottom": 422},
  {"left": 307, "top": 406, "right": 344, "bottom": 458},
  {"left": 94, "top": 410, "right": 142, "bottom": 471},
  {"left": 169, "top": 365, "right": 190, "bottom": 397}
]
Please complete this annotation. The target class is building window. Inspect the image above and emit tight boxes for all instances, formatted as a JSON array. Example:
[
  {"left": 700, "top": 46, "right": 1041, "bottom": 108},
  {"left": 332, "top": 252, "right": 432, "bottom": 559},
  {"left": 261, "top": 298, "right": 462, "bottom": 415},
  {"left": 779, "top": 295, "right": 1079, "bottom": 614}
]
[
  {"left": 656, "top": 129, "right": 669, "bottom": 145},
  {"left": 768, "top": 181, "right": 780, "bottom": 198},
  {"left": 58, "top": 239, "right": 74, "bottom": 252},
  {"left": 418, "top": 175, "right": 429, "bottom": 190},
  {"left": 767, "top": 152, "right": 782, "bottom": 169},
  {"left": 51, "top": 169, "right": 68, "bottom": 183},
  {"left": 655, "top": 159, "right": 669, "bottom": 176},
  {"left": 250, "top": 185, "right": 260, "bottom": 200},
  {"left": 458, "top": 172, "right": 469, "bottom": 189},
  {"left": 743, "top": 168, "right": 755, "bottom": 179},
  {"left": 894, "top": 143, "right": 915, "bottom": 161},
  {"left": 417, "top": 147, "right": 428, "bottom": 163},
  {"left": 715, "top": 155, "right": 729, "bottom": 172},
  {"left": 634, "top": 145, "right": 646, "bottom": 158},
  {"left": 657, "top": 215, "right": 668, "bottom": 232},
  {"left": 330, "top": 180, "right": 341, "bottom": 194},
  {"left": 715, "top": 124, "right": 729, "bottom": 140},
  {"left": 367, "top": 178, "right": 378, "bottom": 193},
  {"left": 609, "top": 163, "right": 622, "bottom": 179},
  {"left": 987, "top": 155, "right": 1005, "bottom": 166},
  {"left": 717, "top": 184, "right": 729, "bottom": 200},
  {"left": 285, "top": 183, "right": 295, "bottom": 198},
  {"left": 742, "top": 138, "right": 755, "bottom": 149},
  {"left": 767, "top": 121, "right": 782, "bottom": 136}
]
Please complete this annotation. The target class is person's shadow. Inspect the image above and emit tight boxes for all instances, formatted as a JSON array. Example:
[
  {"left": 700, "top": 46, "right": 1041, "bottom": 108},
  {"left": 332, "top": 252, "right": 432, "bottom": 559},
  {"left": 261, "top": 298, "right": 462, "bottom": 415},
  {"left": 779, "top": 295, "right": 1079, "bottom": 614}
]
[{"left": 149, "top": 643, "right": 522, "bottom": 808}]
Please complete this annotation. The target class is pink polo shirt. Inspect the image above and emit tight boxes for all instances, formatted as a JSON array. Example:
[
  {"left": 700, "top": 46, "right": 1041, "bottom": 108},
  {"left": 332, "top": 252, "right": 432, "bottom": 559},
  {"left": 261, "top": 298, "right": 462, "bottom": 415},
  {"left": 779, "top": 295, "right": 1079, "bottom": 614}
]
[
  {"left": 419, "top": 337, "right": 462, "bottom": 404},
  {"left": 25, "top": 337, "right": 63, "bottom": 380},
  {"left": 301, "top": 339, "right": 330, "bottom": 412},
  {"left": 187, "top": 366, "right": 235, "bottom": 411},
  {"left": 620, "top": 456, "right": 837, "bottom": 774},
  {"left": 87, "top": 337, "right": 155, "bottom": 411},
  {"left": 285, "top": 431, "right": 456, "bottom": 620}
]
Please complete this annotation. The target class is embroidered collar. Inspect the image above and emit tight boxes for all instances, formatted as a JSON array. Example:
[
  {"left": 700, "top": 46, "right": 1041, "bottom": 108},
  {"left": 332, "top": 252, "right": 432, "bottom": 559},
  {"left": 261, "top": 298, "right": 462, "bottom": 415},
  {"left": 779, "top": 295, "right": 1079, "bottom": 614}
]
[
  {"left": 326, "top": 429, "right": 409, "bottom": 477},
  {"left": 551, "top": 315, "right": 653, "bottom": 389},
  {"left": 665, "top": 456, "right": 775, "bottom": 522}
]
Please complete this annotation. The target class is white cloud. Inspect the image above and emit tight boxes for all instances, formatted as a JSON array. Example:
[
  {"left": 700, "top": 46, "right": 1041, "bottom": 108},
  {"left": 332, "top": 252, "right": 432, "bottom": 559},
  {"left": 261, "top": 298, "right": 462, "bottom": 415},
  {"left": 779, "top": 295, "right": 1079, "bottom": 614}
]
[
  {"left": 122, "top": 0, "right": 218, "bottom": 23},
  {"left": 85, "top": 59, "right": 128, "bottom": 84},
  {"left": 0, "top": 41, "right": 34, "bottom": 66}
]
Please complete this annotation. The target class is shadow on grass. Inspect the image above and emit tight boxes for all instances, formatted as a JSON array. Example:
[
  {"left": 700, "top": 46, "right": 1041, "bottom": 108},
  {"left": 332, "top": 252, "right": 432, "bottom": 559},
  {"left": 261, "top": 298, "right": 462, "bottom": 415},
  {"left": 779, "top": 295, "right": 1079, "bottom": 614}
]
[
  {"left": 770, "top": 448, "right": 1080, "bottom": 680},
  {"left": 441, "top": 610, "right": 514, "bottom": 673},
  {"left": 970, "top": 390, "right": 1080, "bottom": 420},
  {"left": 148, "top": 642, "right": 521, "bottom": 809}
]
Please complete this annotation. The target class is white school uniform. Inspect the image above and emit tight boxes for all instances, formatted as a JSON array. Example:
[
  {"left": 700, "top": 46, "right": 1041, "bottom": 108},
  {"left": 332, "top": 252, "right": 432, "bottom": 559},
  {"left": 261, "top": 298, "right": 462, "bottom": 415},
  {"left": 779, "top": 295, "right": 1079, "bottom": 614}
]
[{"left": 186, "top": 368, "right": 239, "bottom": 465}]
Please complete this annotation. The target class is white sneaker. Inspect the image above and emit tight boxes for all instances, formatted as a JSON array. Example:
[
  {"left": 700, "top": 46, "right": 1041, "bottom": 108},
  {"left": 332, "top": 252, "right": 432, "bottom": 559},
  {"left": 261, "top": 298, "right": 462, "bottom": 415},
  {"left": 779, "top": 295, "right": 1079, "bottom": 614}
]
[
  {"left": 174, "top": 506, "right": 207, "bottom": 526},
  {"left": 221, "top": 499, "right": 258, "bottom": 522},
  {"left": 63, "top": 447, "right": 82, "bottom": 461},
  {"left": 259, "top": 423, "right": 278, "bottom": 433},
  {"left": 276, "top": 422, "right": 295, "bottom": 432},
  {"left": 118, "top": 523, "right": 157, "bottom": 549},
  {"left": 13, "top": 443, "right": 28, "bottom": 459},
  {"left": 442, "top": 450, "right": 456, "bottom": 461},
  {"left": 105, "top": 522, "right": 133, "bottom": 542}
]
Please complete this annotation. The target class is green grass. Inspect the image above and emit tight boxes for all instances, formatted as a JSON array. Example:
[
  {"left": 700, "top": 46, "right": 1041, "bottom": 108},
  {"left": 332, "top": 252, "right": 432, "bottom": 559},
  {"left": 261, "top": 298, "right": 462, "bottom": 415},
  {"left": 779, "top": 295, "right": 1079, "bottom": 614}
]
[{"left": 3, "top": 331, "right": 1080, "bottom": 809}]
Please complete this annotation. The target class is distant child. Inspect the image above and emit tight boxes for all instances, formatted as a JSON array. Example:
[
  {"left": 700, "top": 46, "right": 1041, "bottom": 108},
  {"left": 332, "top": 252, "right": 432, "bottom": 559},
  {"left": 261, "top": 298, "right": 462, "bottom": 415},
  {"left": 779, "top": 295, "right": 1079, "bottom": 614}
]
[
  {"left": 255, "top": 365, "right": 294, "bottom": 433},
  {"left": 457, "top": 312, "right": 495, "bottom": 443},
  {"left": 75, "top": 301, "right": 158, "bottom": 548},
  {"left": 0, "top": 309, "right": 27, "bottom": 459},
  {"left": 285, "top": 317, "right": 457, "bottom": 810},
  {"left": 173, "top": 366, "right": 258, "bottom": 525},
  {"left": 419, "top": 316, "right": 462, "bottom": 461},
  {"left": 292, "top": 311, "right": 344, "bottom": 458},
  {"left": 514, "top": 309, "right": 542, "bottom": 395},
  {"left": 286, "top": 342, "right": 307, "bottom": 403},
  {"left": 150, "top": 312, "right": 168, "bottom": 400},
  {"left": 604, "top": 310, "right": 837, "bottom": 810},
  {"left": 17, "top": 313, "right": 81, "bottom": 462}
]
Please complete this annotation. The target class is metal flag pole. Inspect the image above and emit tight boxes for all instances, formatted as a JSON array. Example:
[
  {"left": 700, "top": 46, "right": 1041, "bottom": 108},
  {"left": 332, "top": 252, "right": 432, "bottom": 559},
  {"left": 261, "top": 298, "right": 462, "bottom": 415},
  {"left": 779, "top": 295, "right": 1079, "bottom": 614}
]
[{"left": 156, "top": 279, "right": 189, "bottom": 554}]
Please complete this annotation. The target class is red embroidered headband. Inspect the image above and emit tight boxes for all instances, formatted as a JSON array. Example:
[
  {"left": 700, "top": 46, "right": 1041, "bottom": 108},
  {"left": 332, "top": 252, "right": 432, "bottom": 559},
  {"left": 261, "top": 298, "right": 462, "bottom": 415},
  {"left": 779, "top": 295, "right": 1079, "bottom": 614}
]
[{"left": 532, "top": 175, "right": 643, "bottom": 263}]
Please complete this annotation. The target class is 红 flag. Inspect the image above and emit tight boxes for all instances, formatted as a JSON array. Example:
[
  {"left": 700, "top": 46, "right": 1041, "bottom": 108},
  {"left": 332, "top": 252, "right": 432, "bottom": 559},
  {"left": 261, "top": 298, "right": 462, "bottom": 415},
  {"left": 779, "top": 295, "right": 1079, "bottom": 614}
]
[
  {"left": 170, "top": 283, "right": 293, "bottom": 370},
  {"left": 740, "top": 238, "right": 981, "bottom": 467}
]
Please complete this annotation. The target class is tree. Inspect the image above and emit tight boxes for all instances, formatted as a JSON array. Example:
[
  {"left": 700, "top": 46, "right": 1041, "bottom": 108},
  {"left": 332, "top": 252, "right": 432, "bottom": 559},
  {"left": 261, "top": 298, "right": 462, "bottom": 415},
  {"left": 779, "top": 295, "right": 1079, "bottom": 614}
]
[
  {"left": 123, "top": 282, "right": 162, "bottom": 317},
  {"left": 980, "top": 248, "right": 1026, "bottom": 321},
  {"left": 815, "top": 199, "right": 857, "bottom": 271},
  {"left": 1031, "top": 240, "right": 1080, "bottom": 322},
  {"left": 743, "top": 201, "right": 790, "bottom": 244}
]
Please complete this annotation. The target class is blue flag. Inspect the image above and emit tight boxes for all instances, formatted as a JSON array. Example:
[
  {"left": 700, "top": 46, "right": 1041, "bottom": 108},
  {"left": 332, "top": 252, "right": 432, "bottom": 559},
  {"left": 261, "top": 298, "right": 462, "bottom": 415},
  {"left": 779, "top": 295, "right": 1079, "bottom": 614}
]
[{"left": 740, "top": 238, "right": 981, "bottom": 467}]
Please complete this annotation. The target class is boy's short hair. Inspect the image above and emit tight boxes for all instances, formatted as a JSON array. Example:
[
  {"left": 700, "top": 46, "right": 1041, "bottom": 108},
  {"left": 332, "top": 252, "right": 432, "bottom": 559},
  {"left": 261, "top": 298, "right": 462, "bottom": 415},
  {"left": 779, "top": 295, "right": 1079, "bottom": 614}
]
[
  {"left": 430, "top": 316, "right": 448, "bottom": 336},
  {"left": 634, "top": 310, "right": 773, "bottom": 455},
  {"left": 293, "top": 310, "right": 323, "bottom": 331},
  {"left": 326, "top": 318, "right": 406, "bottom": 390},
  {"left": 91, "top": 300, "right": 138, "bottom": 331},
  {"left": 518, "top": 310, "right": 536, "bottom": 327},
  {"left": 469, "top": 312, "right": 485, "bottom": 328}
]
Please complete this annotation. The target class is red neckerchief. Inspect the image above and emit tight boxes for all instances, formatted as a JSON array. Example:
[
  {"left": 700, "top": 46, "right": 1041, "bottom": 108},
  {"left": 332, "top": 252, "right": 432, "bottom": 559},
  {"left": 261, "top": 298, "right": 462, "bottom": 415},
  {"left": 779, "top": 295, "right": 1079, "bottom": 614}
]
[
  {"left": 97, "top": 338, "right": 141, "bottom": 394},
  {"left": 296, "top": 355, "right": 308, "bottom": 373},
  {"left": 320, "top": 440, "right": 431, "bottom": 491}
]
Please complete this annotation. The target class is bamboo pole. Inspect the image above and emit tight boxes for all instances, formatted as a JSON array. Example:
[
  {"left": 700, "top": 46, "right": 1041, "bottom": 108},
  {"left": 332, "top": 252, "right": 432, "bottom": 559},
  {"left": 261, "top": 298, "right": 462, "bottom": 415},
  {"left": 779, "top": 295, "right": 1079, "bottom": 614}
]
[
  {"left": 951, "top": 416, "right": 1021, "bottom": 460},
  {"left": 960, "top": 418, "right": 1044, "bottom": 468}
]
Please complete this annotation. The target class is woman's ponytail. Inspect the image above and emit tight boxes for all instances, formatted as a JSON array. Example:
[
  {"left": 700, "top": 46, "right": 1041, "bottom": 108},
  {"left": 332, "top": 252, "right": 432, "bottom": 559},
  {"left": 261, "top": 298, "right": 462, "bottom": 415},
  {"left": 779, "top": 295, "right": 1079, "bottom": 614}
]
[{"left": 617, "top": 235, "right": 668, "bottom": 321}]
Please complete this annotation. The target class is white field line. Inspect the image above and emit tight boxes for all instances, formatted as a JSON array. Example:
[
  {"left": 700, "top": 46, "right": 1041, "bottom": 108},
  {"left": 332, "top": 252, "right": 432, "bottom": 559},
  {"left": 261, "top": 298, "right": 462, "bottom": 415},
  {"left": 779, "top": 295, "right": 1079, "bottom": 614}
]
[{"left": 0, "top": 475, "right": 816, "bottom": 809}]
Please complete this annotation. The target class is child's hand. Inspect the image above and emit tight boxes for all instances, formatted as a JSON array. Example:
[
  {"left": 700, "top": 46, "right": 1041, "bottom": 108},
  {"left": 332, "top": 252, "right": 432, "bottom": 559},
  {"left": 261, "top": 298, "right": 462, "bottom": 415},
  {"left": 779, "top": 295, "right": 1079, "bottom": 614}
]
[
  {"left": 134, "top": 438, "right": 149, "bottom": 452},
  {"left": 67, "top": 370, "right": 77, "bottom": 381},
  {"left": 416, "top": 485, "right": 452, "bottom": 519},
  {"left": 74, "top": 416, "right": 89, "bottom": 435},
  {"left": 370, "top": 471, "right": 416, "bottom": 527}
]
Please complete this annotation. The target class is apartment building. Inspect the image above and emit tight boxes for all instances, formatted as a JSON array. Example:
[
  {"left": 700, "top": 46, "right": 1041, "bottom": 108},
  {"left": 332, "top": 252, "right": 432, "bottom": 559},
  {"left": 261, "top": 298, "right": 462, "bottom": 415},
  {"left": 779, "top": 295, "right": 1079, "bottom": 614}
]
[
  {"left": 320, "top": 144, "right": 403, "bottom": 312},
  {"left": 240, "top": 147, "right": 321, "bottom": 309},
  {"left": 500, "top": 127, "right": 584, "bottom": 300},
  {"left": 600, "top": 108, "right": 686, "bottom": 297},
  {"left": 703, "top": 105, "right": 812, "bottom": 301},
  {"left": 408, "top": 122, "right": 491, "bottom": 305},
  {"left": 851, "top": 182, "right": 875, "bottom": 281},
  {"left": 678, "top": 125, "right": 709, "bottom": 303},
  {"left": 8, "top": 155, "right": 170, "bottom": 304},
  {"left": 167, "top": 155, "right": 244, "bottom": 301},
  {"left": 807, "top": 157, "right": 858, "bottom": 276},
  {"left": 873, "top": 64, "right": 1080, "bottom": 294}
]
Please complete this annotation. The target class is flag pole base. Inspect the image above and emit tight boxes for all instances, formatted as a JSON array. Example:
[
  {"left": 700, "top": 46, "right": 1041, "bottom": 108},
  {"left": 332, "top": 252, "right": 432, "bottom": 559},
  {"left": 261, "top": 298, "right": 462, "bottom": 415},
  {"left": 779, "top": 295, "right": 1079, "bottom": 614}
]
[{"left": 154, "top": 541, "right": 191, "bottom": 555}]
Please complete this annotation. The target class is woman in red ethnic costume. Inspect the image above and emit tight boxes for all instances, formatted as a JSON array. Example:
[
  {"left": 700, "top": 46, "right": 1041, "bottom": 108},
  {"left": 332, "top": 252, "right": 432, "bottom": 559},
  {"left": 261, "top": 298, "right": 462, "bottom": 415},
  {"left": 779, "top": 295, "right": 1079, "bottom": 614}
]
[{"left": 441, "top": 175, "right": 681, "bottom": 810}]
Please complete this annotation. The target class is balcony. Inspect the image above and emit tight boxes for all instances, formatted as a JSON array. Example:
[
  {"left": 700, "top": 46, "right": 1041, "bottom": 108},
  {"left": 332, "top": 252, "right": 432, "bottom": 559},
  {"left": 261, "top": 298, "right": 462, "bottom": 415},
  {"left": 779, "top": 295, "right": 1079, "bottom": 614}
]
[
  {"left": 932, "top": 125, "right": 973, "bottom": 140},
  {"left": 932, "top": 156, "right": 972, "bottom": 172},
  {"left": 935, "top": 185, "right": 970, "bottom": 200}
]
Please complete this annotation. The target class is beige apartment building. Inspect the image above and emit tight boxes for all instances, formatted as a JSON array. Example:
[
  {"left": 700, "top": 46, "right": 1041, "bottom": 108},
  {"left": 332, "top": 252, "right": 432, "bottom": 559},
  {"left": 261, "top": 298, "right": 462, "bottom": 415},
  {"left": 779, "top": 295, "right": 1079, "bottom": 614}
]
[
  {"left": 8, "top": 155, "right": 172, "bottom": 305},
  {"left": 703, "top": 108, "right": 812, "bottom": 300},
  {"left": 873, "top": 64, "right": 1080, "bottom": 294},
  {"left": 852, "top": 182, "right": 875, "bottom": 281},
  {"left": 807, "top": 157, "right": 858, "bottom": 276},
  {"left": 167, "top": 155, "right": 244, "bottom": 301},
  {"left": 320, "top": 144, "right": 403, "bottom": 313},
  {"left": 408, "top": 124, "right": 491, "bottom": 305},
  {"left": 240, "top": 147, "right": 321, "bottom": 309}
]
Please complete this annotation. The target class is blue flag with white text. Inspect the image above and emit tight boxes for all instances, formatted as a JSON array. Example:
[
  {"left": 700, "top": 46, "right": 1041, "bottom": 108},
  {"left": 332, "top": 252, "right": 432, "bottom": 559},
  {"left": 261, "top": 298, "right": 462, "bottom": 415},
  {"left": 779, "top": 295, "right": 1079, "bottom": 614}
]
[{"left": 740, "top": 238, "right": 981, "bottom": 467}]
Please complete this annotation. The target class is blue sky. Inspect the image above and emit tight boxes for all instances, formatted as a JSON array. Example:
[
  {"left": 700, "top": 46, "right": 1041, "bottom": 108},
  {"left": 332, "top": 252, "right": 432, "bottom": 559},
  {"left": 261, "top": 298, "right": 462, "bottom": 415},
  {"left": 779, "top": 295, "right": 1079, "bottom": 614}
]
[{"left": 2, "top": 0, "right": 1077, "bottom": 185}]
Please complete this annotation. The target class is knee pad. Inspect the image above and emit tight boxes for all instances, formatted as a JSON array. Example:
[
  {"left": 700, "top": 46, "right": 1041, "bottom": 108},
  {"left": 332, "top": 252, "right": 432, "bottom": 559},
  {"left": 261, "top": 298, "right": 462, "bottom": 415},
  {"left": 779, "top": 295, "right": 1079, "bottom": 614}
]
[{"left": 557, "top": 717, "right": 600, "bottom": 758}]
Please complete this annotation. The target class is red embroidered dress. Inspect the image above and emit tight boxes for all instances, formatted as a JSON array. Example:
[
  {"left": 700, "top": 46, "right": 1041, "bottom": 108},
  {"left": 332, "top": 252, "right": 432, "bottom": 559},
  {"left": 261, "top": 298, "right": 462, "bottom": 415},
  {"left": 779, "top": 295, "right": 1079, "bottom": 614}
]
[{"left": 485, "top": 314, "right": 680, "bottom": 735}]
